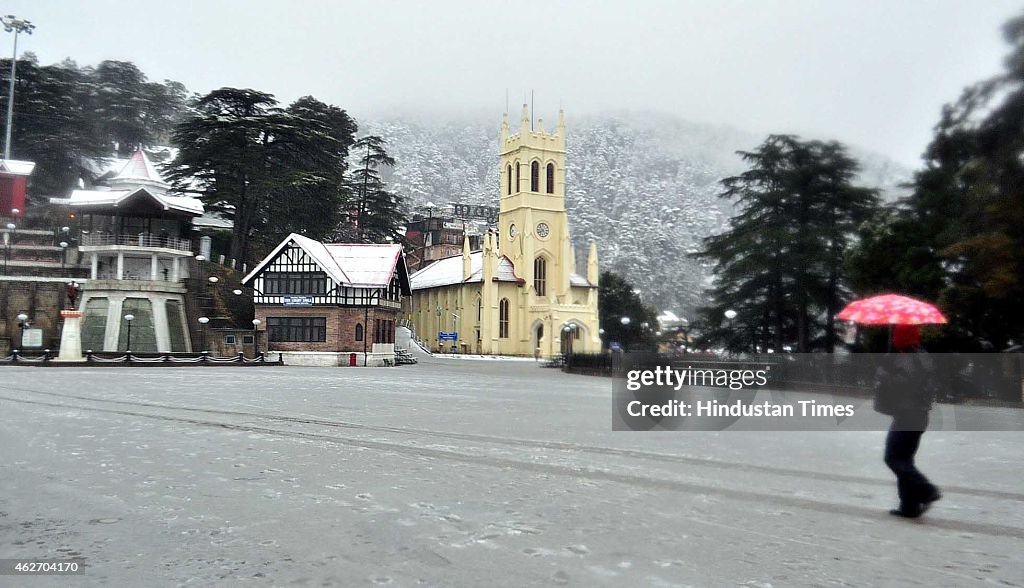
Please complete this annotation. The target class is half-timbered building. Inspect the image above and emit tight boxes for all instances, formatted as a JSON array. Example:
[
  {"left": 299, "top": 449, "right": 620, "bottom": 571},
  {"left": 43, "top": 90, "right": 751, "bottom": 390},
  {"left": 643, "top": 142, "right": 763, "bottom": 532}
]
[{"left": 242, "top": 233, "right": 411, "bottom": 366}]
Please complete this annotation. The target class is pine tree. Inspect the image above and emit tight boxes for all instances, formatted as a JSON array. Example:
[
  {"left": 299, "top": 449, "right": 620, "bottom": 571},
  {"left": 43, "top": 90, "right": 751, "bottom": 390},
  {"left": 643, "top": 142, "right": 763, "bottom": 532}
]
[{"left": 694, "top": 136, "right": 878, "bottom": 352}]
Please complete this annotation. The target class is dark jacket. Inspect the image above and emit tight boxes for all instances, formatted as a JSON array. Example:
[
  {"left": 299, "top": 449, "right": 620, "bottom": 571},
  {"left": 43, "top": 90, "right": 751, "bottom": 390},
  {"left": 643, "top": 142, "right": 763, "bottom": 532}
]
[{"left": 874, "top": 350, "right": 937, "bottom": 419}]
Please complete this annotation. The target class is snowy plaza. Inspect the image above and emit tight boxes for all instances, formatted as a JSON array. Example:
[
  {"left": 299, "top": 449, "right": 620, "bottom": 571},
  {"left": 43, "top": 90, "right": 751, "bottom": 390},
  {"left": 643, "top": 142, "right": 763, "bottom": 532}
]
[{"left": 1, "top": 359, "right": 1023, "bottom": 586}]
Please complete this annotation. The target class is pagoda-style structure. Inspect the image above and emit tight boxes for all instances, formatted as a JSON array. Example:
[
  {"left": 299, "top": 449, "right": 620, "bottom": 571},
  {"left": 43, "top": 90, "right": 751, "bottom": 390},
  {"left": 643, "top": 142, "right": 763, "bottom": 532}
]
[{"left": 49, "top": 150, "right": 203, "bottom": 352}]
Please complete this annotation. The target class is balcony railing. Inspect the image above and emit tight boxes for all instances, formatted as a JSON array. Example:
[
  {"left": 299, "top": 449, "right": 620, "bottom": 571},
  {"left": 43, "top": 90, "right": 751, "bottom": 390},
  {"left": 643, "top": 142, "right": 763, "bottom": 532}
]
[{"left": 80, "top": 232, "right": 192, "bottom": 252}]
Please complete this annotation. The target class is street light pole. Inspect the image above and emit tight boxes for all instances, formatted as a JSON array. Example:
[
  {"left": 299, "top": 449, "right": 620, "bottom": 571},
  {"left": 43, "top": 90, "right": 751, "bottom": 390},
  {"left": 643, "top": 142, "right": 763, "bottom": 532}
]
[
  {"left": 198, "top": 316, "right": 209, "bottom": 352},
  {"left": 724, "top": 309, "right": 737, "bottom": 356},
  {"left": 124, "top": 313, "right": 135, "bottom": 351},
  {"left": 16, "top": 312, "right": 27, "bottom": 348},
  {"left": 252, "top": 318, "right": 261, "bottom": 359},
  {"left": 2, "top": 15, "right": 35, "bottom": 160}
]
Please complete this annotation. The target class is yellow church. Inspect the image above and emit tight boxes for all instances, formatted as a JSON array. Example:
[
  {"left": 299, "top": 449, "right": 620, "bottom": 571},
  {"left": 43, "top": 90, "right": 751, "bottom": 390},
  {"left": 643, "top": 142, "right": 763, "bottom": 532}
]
[{"left": 405, "top": 107, "right": 600, "bottom": 357}]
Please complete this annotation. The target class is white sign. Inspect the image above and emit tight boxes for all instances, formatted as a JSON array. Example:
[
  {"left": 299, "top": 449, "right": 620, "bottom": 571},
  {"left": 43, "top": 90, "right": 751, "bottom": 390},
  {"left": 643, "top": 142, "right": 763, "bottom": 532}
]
[{"left": 22, "top": 328, "right": 43, "bottom": 348}]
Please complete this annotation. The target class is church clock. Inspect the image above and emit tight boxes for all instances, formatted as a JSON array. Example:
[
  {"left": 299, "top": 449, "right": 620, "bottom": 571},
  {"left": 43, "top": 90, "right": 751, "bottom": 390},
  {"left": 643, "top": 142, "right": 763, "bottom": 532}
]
[
  {"left": 536, "top": 222, "right": 550, "bottom": 238},
  {"left": 508, "top": 223, "right": 518, "bottom": 239}
]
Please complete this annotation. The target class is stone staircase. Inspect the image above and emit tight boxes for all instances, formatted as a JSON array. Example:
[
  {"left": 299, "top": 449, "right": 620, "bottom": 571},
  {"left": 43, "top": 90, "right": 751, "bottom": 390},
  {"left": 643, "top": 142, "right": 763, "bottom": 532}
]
[
  {"left": 1, "top": 226, "right": 89, "bottom": 280},
  {"left": 1, "top": 224, "right": 90, "bottom": 354}
]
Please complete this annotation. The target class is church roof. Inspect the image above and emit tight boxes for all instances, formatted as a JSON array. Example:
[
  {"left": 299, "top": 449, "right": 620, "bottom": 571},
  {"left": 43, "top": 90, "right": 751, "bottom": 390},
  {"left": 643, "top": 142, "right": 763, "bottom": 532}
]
[
  {"left": 569, "top": 273, "right": 594, "bottom": 288},
  {"left": 410, "top": 251, "right": 521, "bottom": 290},
  {"left": 243, "top": 233, "right": 411, "bottom": 293}
]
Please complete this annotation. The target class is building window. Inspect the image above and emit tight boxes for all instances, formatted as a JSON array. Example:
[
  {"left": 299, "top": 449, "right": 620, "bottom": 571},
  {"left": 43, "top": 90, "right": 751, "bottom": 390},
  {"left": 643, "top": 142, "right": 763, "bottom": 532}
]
[
  {"left": 242, "top": 335, "right": 255, "bottom": 345},
  {"left": 355, "top": 323, "right": 363, "bottom": 341},
  {"left": 476, "top": 298, "right": 482, "bottom": 322},
  {"left": 263, "top": 272, "right": 328, "bottom": 295},
  {"left": 530, "top": 161, "right": 539, "bottom": 192},
  {"left": 267, "top": 317, "right": 327, "bottom": 342},
  {"left": 534, "top": 257, "right": 547, "bottom": 297},
  {"left": 546, "top": 163, "right": 555, "bottom": 194},
  {"left": 507, "top": 164, "right": 512, "bottom": 194},
  {"left": 499, "top": 298, "right": 510, "bottom": 338},
  {"left": 224, "top": 334, "right": 237, "bottom": 345},
  {"left": 515, "top": 162, "right": 521, "bottom": 192}
]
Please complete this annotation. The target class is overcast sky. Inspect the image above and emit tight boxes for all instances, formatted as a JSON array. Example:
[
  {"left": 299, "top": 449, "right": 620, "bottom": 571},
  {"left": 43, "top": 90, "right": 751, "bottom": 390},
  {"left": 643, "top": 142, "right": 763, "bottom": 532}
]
[{"left": 6, "top": 0, "right": 1022, "bottom": 166}]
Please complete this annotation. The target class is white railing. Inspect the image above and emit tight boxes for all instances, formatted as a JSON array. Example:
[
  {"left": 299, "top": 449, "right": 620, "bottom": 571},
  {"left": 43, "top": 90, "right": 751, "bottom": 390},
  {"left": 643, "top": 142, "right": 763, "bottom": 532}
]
[{"left": 80, "top": 232, "right": 192, "bottom": 252}]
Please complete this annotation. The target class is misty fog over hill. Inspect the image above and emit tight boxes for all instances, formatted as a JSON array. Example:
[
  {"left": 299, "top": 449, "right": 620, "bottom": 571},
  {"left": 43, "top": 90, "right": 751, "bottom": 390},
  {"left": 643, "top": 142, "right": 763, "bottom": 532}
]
[{"left": 364, "top": 111, "right": 912, "bottom": 317}]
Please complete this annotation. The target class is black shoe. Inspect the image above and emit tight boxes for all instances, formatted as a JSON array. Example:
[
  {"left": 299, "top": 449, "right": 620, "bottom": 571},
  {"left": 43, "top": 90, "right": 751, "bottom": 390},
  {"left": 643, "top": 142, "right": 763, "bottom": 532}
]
[
  {"left": 923, "top": 489, "right": 942, "bottom": 504},
  {"left": 890, "top": 504, "right": 924, "bottom": 518}
]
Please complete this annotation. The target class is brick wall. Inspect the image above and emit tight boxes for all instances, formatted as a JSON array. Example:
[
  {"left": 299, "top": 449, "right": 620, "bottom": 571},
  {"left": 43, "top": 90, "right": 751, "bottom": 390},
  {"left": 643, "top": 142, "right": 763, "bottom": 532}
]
[{"left": 254, "top": 305, "right": 399, "bottom": 353}]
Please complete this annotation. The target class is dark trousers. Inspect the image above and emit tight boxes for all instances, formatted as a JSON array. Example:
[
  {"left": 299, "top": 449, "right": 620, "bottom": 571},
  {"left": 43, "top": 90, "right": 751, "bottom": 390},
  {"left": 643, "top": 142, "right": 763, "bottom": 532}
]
[{"left": 884, "top": 414, "right": 937, "bottom": 507}]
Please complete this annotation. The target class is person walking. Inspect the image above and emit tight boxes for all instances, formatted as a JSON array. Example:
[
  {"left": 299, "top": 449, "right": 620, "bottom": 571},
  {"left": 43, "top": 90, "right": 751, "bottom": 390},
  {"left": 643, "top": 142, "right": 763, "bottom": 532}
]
[{"left": 875, "top": 324, "right": 942, "bottom": 518}]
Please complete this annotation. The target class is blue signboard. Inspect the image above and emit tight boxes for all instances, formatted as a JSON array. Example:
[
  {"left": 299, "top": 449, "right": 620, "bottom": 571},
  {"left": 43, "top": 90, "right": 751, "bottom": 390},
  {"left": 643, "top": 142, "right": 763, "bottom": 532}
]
[
  {"left": 283, "top": 295, "right": 313, "bottom": 306},
  {"left": 437, "top": 331, "right": 458, "bottom": 341}
]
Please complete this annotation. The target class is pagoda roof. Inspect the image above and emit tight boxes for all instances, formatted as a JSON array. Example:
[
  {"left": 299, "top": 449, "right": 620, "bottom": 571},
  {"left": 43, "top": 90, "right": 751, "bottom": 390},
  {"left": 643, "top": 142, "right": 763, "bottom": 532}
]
[{"left": 50, "top": 186, "right": 204, "bottom": 217}]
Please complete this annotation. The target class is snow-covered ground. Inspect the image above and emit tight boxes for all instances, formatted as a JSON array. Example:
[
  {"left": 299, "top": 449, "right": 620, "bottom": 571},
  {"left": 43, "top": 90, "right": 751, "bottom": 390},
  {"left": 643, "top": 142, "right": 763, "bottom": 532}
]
[{"left": 1, "top": 359, "right": 1022, "bottom": 586}]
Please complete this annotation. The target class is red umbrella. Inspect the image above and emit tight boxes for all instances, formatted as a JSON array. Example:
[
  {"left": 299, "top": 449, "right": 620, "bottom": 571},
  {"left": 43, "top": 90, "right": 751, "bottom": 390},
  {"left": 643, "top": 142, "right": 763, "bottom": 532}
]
[{"left": 837, "top": 294, "right": 947, "bottom": 325}]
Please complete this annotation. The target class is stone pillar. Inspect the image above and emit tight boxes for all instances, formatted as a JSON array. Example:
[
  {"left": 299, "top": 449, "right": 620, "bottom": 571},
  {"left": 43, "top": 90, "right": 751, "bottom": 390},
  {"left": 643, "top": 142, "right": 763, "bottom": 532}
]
[
  {"left": 116, "top": 252, "right": 124, "bottom": 280},
  {"left": 199, "top": 235, "right": 212, "bottom": 259},
  {"left": 90, "top": 253, "right": 98, "bottom": 279},
  {"left": 171, "top": 257, "right": 180, "bottom": 282},
  {"left": 57, "top": 310, "right": 84, "bottom": 361},
  {"left": 151, "top": 254, "right": 158, "bottom": 280}
]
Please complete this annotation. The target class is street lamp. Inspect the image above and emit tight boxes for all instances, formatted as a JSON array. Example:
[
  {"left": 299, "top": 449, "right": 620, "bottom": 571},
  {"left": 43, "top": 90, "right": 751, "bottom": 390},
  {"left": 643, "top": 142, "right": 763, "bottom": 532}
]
[
  {"left": 724, "top": 309, "right": 737, "bottom": 355},
  {"left": 208, "top": 276, "right": 219, "bottom": 284},
  {"left": 620, "top": 316, "right": 631, "bottom": 325},
  {"left": 198, "top": 316, "right": 209, "bottom": 352},
  {"left": 123, "top": 313, "right": 135, "bottom": 351},
  {"left": 232, "top": 289, "right": 243, "bottom": 296},
  {"left": 251, "top": 318, "right": 261, "bottom": 358},
  {"left": 2, "top": 223, "right": 11, "bottom": 274},
  {"left": 16, "top": 312, "right": 27, "bottom": 347},
  {"left": 59, "top": 241, "right": 68, "bottom": 269},
  {"left": 2, "top": 15, "right": 35, "bottom": 160}
]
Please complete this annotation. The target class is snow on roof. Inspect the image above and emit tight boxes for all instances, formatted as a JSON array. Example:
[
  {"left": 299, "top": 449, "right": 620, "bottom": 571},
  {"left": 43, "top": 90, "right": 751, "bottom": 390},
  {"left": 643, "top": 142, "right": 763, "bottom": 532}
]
[
  {"left": 0, "top": 159, "right": 35, "bottom": 175},
  {"left": 569, "top": 273, "right": 593, "bottom": 288},
  {"left": 49, "top": 187, "right": 204, "bottom": 216},
  {"left": 410, "top": 251, "right": 521, "bottom": 290},
  {"left": 192, "top": 212, "right": 234, "bottom": 229},
  {"left": 243, "top": 233, "right": 409, "bottom": 290},
  {"left": 114, "top": 149, "right": 163, "bottom": 183}
]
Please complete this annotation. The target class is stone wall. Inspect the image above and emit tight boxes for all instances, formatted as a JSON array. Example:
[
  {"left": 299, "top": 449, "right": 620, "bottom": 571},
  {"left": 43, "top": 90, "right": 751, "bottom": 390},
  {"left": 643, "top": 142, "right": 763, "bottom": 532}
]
[{"left": 0, "top": 279, "right": 74, "bottom": 354}]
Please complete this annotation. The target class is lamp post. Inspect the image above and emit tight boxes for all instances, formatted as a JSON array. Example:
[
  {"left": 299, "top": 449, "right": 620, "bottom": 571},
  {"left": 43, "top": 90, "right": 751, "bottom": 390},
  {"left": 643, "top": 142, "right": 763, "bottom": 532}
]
[
  {"left": 724, "top": 309, "right": 737, "bottom": 355},
  {"left": 2, "top": 15, "right": 34, "bottom": 160},
  {"left": 197, "top": 316, "right": 209, "bottom": 352},
  {"left": 679, "top": 317, "right": 690, "bottom": 353},
  {"left": 251, "top": 318, "right": 261, "bottom": 359},
  {"left": 124, "top": 313, "right": 135, "bottom": 351},
  {"left": 59, "top": 241, "right": 68, "bottom": 269},
  {"left": 4, "top": 221, "right": 14, "bottom": 274},
  {"left": 194, "top": 254, "right": 206, "bottom": 291},
  {"left": 451, "top": 312, "right": 459, "bottom": 355},
  {"left": 16, "top": 312, "right": 27, "bottom": 348}
]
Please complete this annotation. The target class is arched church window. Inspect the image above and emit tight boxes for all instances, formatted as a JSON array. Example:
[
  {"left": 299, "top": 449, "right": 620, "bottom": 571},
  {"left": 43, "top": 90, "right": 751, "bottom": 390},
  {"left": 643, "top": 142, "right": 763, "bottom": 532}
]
[
  {"left": 499, "top": 298, "right": 510, "bottom": 338},
  {"left": 507, "top": 164, "right": 512, "bottom": 195},
  {"left": 515, "top": 162, "right": 521, "bottom": 192},
  {"left": 546, "top": 163, "right": 555, "bottom": 194},
  {"left": 531, "top": 161, "right": 539, "bottom": 192},
  {"left": 534, "top": 257, "right": 547, "bottom": 297},
  {"left": 355, "top": 323, "right": 363, "bottom": 341}
]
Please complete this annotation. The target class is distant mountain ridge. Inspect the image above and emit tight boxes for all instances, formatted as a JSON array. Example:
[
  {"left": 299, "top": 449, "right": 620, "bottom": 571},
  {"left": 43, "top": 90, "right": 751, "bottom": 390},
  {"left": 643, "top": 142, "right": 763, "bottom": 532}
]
[{"left": 363, "top": 110, "right": 912, "bottom": 317}]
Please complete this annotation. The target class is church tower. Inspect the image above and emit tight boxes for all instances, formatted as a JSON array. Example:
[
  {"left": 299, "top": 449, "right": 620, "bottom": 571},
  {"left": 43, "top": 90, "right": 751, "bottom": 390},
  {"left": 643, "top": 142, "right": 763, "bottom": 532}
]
[{"left": 498, "top": 104, "right": 572, "bottom": 303}]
